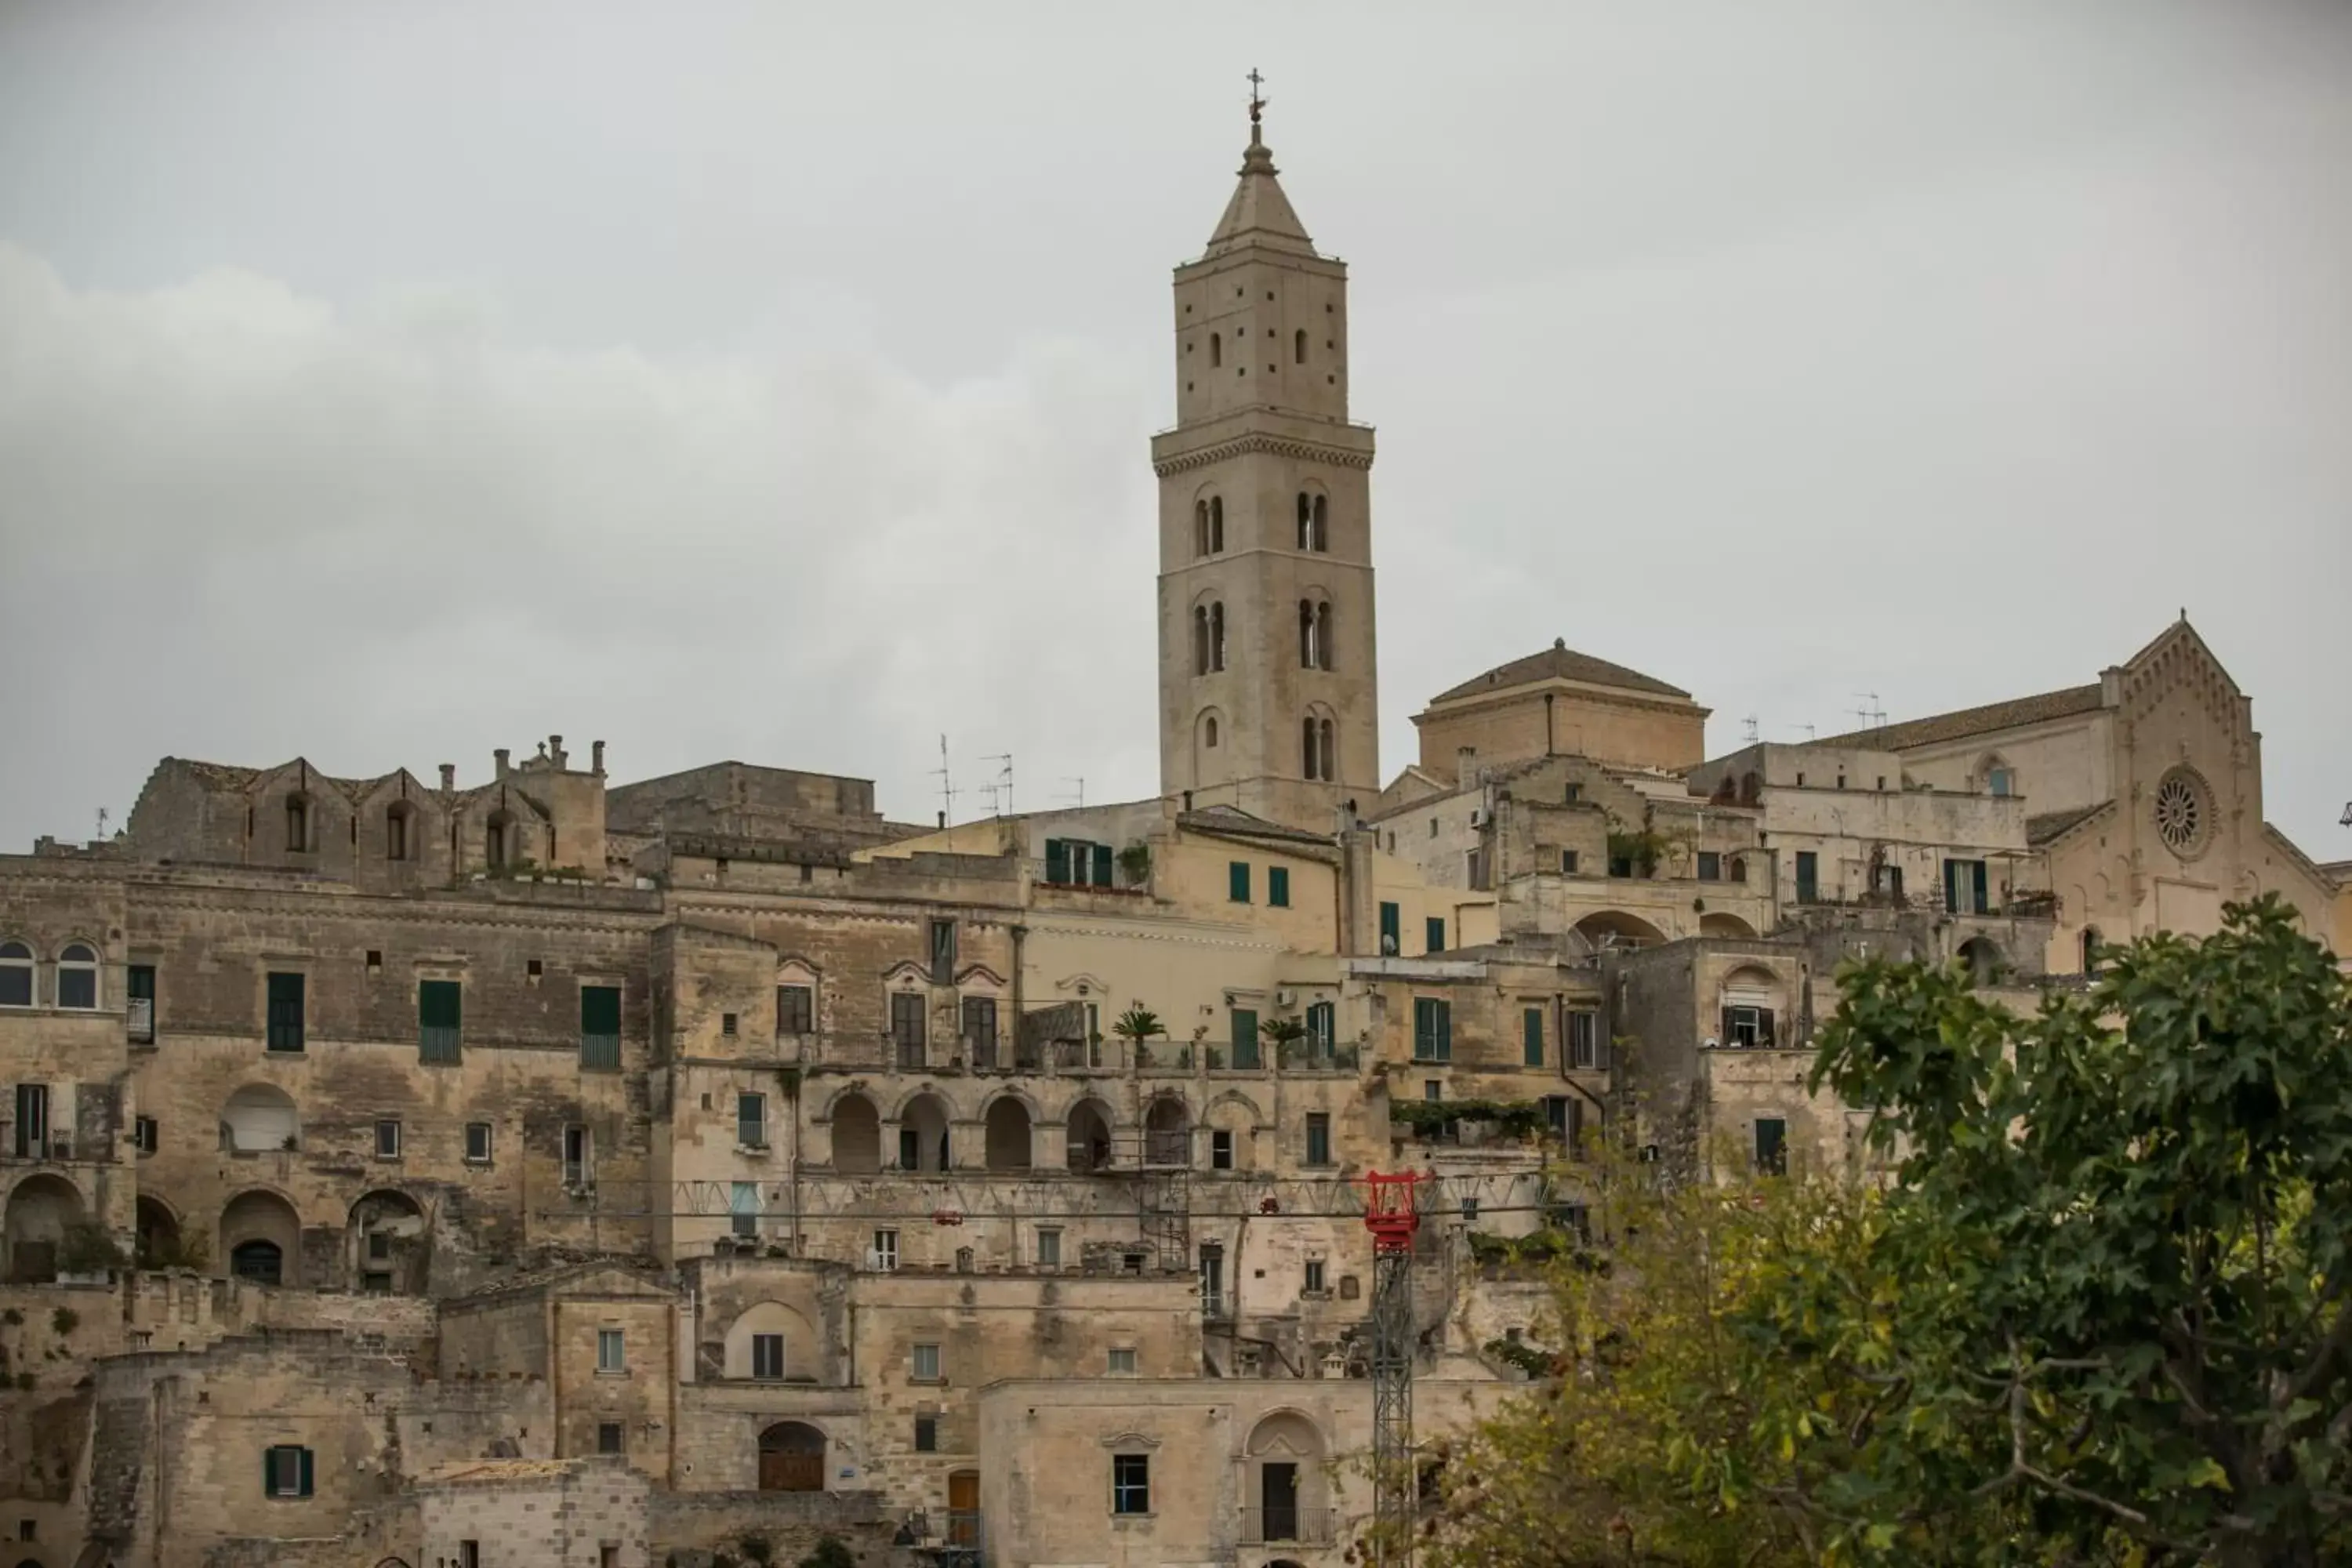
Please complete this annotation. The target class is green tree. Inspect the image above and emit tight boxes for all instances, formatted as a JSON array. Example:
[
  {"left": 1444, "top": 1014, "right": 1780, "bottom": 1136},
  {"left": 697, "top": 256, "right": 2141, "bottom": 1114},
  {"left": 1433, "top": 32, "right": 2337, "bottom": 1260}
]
[
  {"left": 1803, "top": 895, "right": 2352, "bottom": 1566},
  {"left": 1111, "top": 1004, "right": 1163, "bottom": 1047}
]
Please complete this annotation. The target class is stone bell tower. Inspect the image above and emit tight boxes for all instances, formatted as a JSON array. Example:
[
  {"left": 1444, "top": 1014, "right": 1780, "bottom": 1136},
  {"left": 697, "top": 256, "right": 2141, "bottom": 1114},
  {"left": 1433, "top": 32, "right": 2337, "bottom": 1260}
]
[{"left": 1152, "top": 82, "right": 1381, "bottom": 831}]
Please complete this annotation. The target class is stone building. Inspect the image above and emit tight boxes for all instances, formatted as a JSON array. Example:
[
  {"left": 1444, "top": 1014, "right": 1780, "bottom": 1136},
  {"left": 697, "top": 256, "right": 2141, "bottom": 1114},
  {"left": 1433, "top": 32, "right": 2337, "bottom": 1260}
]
[{"left": 1, "top": 93, "right": 2343, "bottom": 1568}]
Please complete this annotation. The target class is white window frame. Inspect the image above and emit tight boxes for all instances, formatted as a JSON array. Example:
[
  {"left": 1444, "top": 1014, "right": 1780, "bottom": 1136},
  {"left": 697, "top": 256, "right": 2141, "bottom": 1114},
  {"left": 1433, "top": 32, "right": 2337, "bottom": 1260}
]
[
  {"left": 564, "top": 1124, "right": 592, "bottom": 1188},
  {"left": 871, "top": 1229, "right": 899, "bottom": 1272},
  {"left": 912, "top": 1341, "right": 941, "bottom": 1381},
  {"left": 597, "top": 1328, "right": 625, "bottom": 1374},
  {"left": 737, "top": 1091, "right": 767, "bottom": 1149},
  {"left": 750, "top": 1332, "right": 785, "bottom": 1381},
  {"left": 464, "top": 1122, "right": 492, "bottom": 1163},
  {"left": 0, "top": 942, "right": 31, "bottom": 1008},
  {"left": 55, "top": 943, "right": 99, "bottom": 1011},
  {"left": 1107, "top": 1346, "right": 1138, "bottom": 1376},
  {"left": 374, "top": 1119, "right": 401, "bottom": 1159},
  {"left": 1035, "top": 1228, "right": 1062, "bottom": 1269}
]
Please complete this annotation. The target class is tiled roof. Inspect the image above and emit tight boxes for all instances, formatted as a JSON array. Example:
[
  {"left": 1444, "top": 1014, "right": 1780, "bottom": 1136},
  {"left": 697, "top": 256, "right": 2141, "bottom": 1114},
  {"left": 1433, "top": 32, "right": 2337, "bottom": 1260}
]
[
  {"left": 1178, "top": 806, "right": 1331, "bottom": 847},
  {"left": 2027, "top": 803, "right": 2109, "bottom": 846},
  {"left": 1823, "top": 684, "right": 2105, "bottom": 753},
  {"left": 1428, "top": 641, "right": 1690, "bottom": 706}
]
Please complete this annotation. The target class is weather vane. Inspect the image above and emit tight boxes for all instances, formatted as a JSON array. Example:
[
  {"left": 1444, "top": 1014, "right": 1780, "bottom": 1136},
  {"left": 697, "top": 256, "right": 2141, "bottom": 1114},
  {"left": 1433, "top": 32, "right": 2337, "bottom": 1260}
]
[{"left": 1247, "top": 67, "right": 1265, "bottom": 127}]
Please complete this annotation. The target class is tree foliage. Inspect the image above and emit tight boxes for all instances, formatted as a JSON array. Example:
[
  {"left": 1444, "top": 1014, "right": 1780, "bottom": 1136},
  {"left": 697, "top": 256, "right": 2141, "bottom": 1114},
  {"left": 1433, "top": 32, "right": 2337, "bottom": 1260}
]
[{"left": 1421, "top": 898, "right": 2352, "bottom": 1568}]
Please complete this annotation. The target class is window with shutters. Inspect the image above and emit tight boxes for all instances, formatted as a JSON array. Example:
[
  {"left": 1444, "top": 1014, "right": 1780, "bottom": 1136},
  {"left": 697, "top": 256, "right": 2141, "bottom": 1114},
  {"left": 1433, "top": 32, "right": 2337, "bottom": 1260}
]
[
  {"left": 775, "top": 983, "right": 815, "bottom": 1035},
  {"left": 1794, "top": 851, "right": 1820, "bottom": 904},
  {"left": 1036, "top": 1229, "right": 1061, "bottom": 1267},
  {"left": 1378, "top": 902, "right": 1400, "bottom": 955},
  {"left": 265, "top": 972, "right": 306, "bottom": 1053},
  {"left": 1755, "top": 1118, "right": 1788, "bottom": 1175},
  {"left": 579, "top": 984, "right": 621, "bottom": 1069},
  {"left": 731, "top": 1181, "right": 758, "bottom": 1238},
  {"left": 1230, "top": 1007, "right": 1258, "bottom": 1069},
  {"left": 597, "top": 1329, "right": 625, "bottom": 1373},
  {"left": 1697, "top": 851, "right": 1722, "bottom": 880},
  {"left": 927, "top": 919, "right": 956, "bottom": 984},
  {"left": 1228, "top": 861, "right": 1251, "bottom": 903},
  {"left": 563, "top": 1124, "right": 592, "bottom": 1188},
  {"left": 1412, "top": 997, "right": 1452, "bottom": 1062},
  {"left": 1304, "top": 1113, "right": 1331, "bottom": 1167},
  {"left": 891, "top": 991, "right": 927, "bottom": 1068},
  {"left": 1719, "top": 975, "right": 1777, "bottom": 1048},
  {"left": 1944, "top": 858, "right": 1991, "bottom": 916},
  {"left": 752, "top": 1333, "right": 785, "bottom": 1380},
  {"left": 133, "top": 1114, "right": 158, "bottom": 1154},
  {"left": 960, "top": 996, "right": 997, "bottom": 1065},
  {"left": 1522, "top": 1007, "right": 1544, "bottom": 1069},
  {"left": 1305, "top": 1000, "right": 1335, "bottom": 1058},
  {"left": 1567, "top": 1011, "right": 1601, "bottom": 1070},
  {"left": 738, "top": 1093, "right": 767, "bottom": 1149},
  {"left": 418, "top": 978, "right": 462, "bottom": 1063},
  {"left": 465, "top": 1122, "right": 492, "bottom": 1163},
  {"left": 263, "top": 1444, "right": 314, "bottom": 1498},
  {"left": 1268, "top": 866, "right": 1290, "bottom": 907},
  {"left": 1425, "top": 916, "right": 1446, "bottom": 954}
]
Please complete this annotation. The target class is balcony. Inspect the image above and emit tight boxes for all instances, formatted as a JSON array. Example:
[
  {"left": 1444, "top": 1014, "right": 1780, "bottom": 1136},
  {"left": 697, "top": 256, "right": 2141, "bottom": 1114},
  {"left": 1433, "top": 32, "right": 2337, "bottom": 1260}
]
[
  {"left": 1240, "top": 1504, "right": 1333, "bottom": 1545},
  {"left": 126, "top": 997, "right": 154, "bottom": 1045}
]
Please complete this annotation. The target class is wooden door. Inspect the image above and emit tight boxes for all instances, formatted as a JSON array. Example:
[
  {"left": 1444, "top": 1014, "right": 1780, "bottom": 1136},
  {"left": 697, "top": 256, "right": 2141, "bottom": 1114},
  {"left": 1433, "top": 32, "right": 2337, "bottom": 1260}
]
[
  {"left": 947, "top": 1471, "right": 980, "bottom": 1544},
  {"left": 758, "top": 1450, "right": 823, "bottom": 1492}
]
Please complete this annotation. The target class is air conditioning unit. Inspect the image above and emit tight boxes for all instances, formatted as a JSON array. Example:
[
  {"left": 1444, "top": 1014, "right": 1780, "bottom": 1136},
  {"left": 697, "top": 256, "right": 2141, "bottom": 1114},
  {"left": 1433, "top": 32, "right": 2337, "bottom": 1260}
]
[
  {"left": 1470, "top": 808, "right": 1490, "bottom": 827},
  {"left": 1275, "top": 989, "right": 1297, "bottom": 1007}
]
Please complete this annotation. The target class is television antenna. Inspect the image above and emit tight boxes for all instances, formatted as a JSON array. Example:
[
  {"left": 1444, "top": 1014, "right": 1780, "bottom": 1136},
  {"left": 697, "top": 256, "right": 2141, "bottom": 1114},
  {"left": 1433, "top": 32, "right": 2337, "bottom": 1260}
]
[
  {"left": 1740, "top": 715, "right": 1759, "bottom": 745},
  {"left": 1851, "top": 692, "right": 1887, "bottom": 728},
  {"left": 1058, "top": 777, "right": 1085, "bottom": 809},
  {"left": 982, "top": 753, "right": 1014, "bottom": 817},
  {"left": 930, "top": 735, "right": 958, "bottom": 825}
]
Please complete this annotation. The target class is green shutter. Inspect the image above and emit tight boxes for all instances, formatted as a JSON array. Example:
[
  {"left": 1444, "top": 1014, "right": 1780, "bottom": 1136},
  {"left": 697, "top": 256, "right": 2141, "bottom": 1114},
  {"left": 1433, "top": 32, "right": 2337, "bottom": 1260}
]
[
  {"left": 264, "top": 1446, "right": 276, "bottom": 1496},
  {"left": 1973, "top": 861, "right": 1990, "bottom": 914},
  {"left": 1268, "top": 866, "right": 1290, "bottom": 908},
  {"left": 299, "top": 1446, "right": 314, "bottom": 1497},
  {"left": 1091, "top": 843, "right": 1113, "bottom": 887},
  {"left": 1437, "top": 1000, "right": 1452, "bottom": 1062},
  {"left": 580, "top": 985, "right": 622, "bottom": 1069},
  {"left": 1426, "top": 917, "right": 1446, "bottom": 953},
  {"left": 1045, "top": 839, "right": 1069, "bottom": 884},
  {"left": 1379, "top": 902, "right": 1400, "bottom": 953},
  {"left": 1232, "top": 1009, "right": 1258, "bottom": 1069},
  {"left": 1944, "top": 860, "right": 1961, "bottom": 913},
  {"left": 419, "top": 979, "right": 462, "bottom": 1063},
  {"left": 1523, "top": 1008, "right": 1544, "bottom": 1069},
  {"left": 1229, "top": 862, "right": 1250, "bottom": 903}
]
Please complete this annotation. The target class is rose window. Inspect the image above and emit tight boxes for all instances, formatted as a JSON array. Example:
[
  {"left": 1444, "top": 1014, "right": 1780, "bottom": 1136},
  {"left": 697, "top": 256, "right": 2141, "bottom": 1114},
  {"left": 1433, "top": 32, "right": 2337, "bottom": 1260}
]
[{"left": 2153, "top": 769, "right": 2207, "bottom": 855}]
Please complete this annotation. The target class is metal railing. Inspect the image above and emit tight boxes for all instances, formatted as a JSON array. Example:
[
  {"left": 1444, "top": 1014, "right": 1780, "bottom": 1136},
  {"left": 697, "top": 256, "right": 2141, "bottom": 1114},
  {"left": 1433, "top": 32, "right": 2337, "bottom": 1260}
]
[
  {"left": 1240, "top": 1504, "right": 1332, "bottom": 1544},
  {"left": 126, "top": 997, "right": 154, "bottom": 1044}
]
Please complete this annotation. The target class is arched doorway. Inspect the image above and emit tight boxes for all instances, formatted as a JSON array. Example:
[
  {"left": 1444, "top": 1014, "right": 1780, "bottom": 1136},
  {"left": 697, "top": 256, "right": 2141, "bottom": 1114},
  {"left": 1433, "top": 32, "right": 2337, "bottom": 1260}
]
[
  {"left": 136, "top": 1195, "right": 185, "bottom": 1269},
  {"left": 220, "top": 1189, "right": 302, "bottom": 1286},
  {"left": 1958, "top": 937, "right": 2003, "bottom": 986},
  {"left": 830, "top": 1093, "right": 880, "bottom": 1174},
  {"left": 898, "top": 1093, "right": 950, "bottom": 1174},
  {"left": 1699, "top": 911, "right": 1759, "bottom": 939},
  {"left": 348, "top": 1190, "right": 427, "bottom": 1294},
  {"left": 757, "top": 1421, "right": 826, "bottom": 1492},
  {"left": 1065, "top": 1098, "right": 1113, "bottom": 1173},
  {"left": 1244, "top": 1410, "right": 1327, "bottom": 1544},
  {"left": 5, "top": 1174, "right": 85, "bottom": 1283},
  {"left": 983, "top": 1097, "right": 1032, "bottom": 1171},
  {"left": 1574, "top": 910, "right": 1666, "bottom": 953}
]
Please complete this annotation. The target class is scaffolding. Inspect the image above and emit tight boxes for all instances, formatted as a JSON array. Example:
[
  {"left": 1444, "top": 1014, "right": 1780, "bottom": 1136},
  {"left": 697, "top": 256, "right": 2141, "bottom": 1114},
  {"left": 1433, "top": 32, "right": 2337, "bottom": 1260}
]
[{"left": 1363, "top": 1171, "right": 1423, "bottom": 1568}]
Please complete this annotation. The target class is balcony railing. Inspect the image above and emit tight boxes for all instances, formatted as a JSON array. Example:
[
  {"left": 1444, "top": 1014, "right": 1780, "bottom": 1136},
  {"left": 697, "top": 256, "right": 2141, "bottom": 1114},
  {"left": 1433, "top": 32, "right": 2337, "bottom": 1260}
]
[
  {"left": 126, "top": 997, "right": 154, "bottom": 1045},
  {"left": 1240, "top": 1504, "right": 1333, "bottom": 1545}
]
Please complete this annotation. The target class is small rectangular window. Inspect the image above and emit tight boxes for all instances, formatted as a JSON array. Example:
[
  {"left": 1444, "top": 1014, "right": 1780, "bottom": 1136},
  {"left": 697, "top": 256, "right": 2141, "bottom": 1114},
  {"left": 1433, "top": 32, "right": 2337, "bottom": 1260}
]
[
  {"left": 1569, "top": 1010, "right": 1601, "bottom": 1070},
  {"left": 265, "top": 972, "right": 305, "bottom": 1053},
  {"left": 419, "top": 978, "right": 463, "bottom": 1063},
  {"left": 1305, "top": 1259, "right": 1326, "bottom": 1294},
  {"left": 1424, "top": 1080, "right": 1443, "bottom": 1102},
  {"left": 127, "top": 964, "right": 156, "bottom": 1042},
  {"left": 597, "top": 1422, "right": 623, "bottom": 1456},
  {"left": 563, "top": 1124, "right": 592, "bottom": 1188},
  {"left": 1112, "top": 1453, "right": 1151, "bottom": 1515},
  {"left": 960, "top": 995, "right": 998, "bottom": 1063},
  {"left": 464, "top": 1122, "right": 492, "bottom": 1163},
  {"left": 1036, "top": 1229, "right": 1062, "bottom": 1268},
  {"left": 1755, "top": 1117, "right": 1788, "bottom": 1176},
  {"left": 929, "top": 918, "right": 957, "bottom": 984},
  {"left": 720, "top": 1011, "right": 738, "bottom": 1036},
  {"left": 374, "top": 1119, "right": 401, "bottom": 1159},
  {"left": 1697, "top": 851, "right": 1722, "bottom": 881},
  {"left": 751, "top": 1333, "right": 784, "bottom": 1380},
  {"left": 1228, "top": 861, "right": 1251, "bottom": 903},
  {"left": 1210, "top": 1129, "right": 1234, "bottom": 1170},
  {"left": 1425, "top": 916, "right": 1446, "bottom": 954},
  {"left": 890, "top": 991, "right": 927, "bottom": 1068},
  {"left": 912, "top": 1342, "right": 941, "bottom": 1381},
  {"left": 1560, "top": 849, "right": 1579, "bottom": 874},
  {"left": 1268, "top": 866, "right": 1290, "bottom": 907},
  {"left": 1413, "top": 996, "right": 1452, "bottom": 1062},
  {"left": 737, "top": 1092, "right": 767, "bottom": 1148},
  {"left": 872, "top": 1229, "right": 899, "bottom": 1271},
  {"left": 775, "top": 983, "right": 815, "bottom": 1035},
  {"left": 1522, "top": 1007, "right": 1544, "bottom": 1069},
  {"left": 133, "top": 1115, "right": 158, "bottom": 1154},
  {"left": 914, "top": 1414, "right": 938, "bottom": 1452},
  {"left": 263, "top": 1444, "right": 313, "bottom": 1498},
  {"left": 1378, "top": 901, "right": 1400, "bottom": 954},
  {"left": 1565, "top": 782, "right": 1582, "bottom": 803},
  {"left": 731, "top": 1181, "right": 759, "bottom": 1239},
  {"left": 459, "top": 1542, "right": 479, "bottom": 1568},
  {"left": 1108, "top": 1347, "right": 1138, "bottom": 1375},
  {"left": 1305, "top": 1112, "right": 1331, "bottom": 1167},
  {"left": 597, "top": 1329, "right": 624, "bottom": 1373}
]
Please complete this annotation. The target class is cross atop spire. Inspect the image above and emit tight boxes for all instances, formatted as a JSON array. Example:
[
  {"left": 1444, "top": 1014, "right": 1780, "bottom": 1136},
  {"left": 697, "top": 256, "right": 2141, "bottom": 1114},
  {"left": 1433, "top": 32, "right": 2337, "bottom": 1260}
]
[
  {"left": 1203, "top": 70, "right": 1314, "bottom": 256},
  {"left": 1247, "top": 67, "right": 1266, "bottom": 133}
]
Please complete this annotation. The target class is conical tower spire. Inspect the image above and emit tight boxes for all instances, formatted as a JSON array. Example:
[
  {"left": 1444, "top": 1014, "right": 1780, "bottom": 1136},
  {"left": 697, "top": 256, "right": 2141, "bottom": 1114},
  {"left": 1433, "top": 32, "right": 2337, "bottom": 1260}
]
[{"left": 1205, "top": 70, "right": 1316, "bottom": 257}]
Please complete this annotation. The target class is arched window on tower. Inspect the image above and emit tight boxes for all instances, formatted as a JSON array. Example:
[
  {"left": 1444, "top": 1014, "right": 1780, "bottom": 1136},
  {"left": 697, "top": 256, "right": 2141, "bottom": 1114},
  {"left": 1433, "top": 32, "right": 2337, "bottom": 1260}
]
[
  {"left": 1316, "top": 601, "right": 1333, "bottom": 670},
  {"left": 1294, "top": 328, "right": 1307, "bottom": 365},
  {"left": 1311, "top": 494, "right": 1328, "bottom": 552},
  {"left": 1203, "top": 714, "right": 1218, "bottom": 748},
  {"left": 1298, "top": 600, "right": 1316, "bottom": 669},
  {"left": 1210, "top": 496, "right": 1224, "bottom": 554},
  {"left": 1192, "top": 607, "right": 1210, "bottom": 677},
  {"left": 1210, "top": 332, "right": 1222, "bottom": 368},
  {"left": 1296, "top": 492, "right": 1311, "bottom": 550},
  {"left": 1195, "top": 500, "right": 1210, "bottom": 557},
  {"left": 285, "top": 793, "right": 311, "bottom": 853},
  {"left": 1320, "top": 718, "right": 1335, "bottom": 780},
  {"left": 1210, "top": 601, "right": 1226, "bottom": 671},
  {"left": 1302, "top": 717, "right": 1320, "bottom": 780}
]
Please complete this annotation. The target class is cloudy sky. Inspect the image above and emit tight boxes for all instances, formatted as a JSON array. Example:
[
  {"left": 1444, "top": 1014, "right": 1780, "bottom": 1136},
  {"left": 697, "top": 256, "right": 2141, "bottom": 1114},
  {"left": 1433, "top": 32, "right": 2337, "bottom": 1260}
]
[{"left": 2, "top": 2, "right": 2347, "bottom": 854}]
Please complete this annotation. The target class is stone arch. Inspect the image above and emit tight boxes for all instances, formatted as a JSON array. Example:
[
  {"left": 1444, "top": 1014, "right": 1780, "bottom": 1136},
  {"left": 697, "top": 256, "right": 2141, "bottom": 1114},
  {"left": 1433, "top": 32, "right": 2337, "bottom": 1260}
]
[
  {"left": 1143, "top": 1094, "right": 1191, "bottom": 1167},
  {"left": 828, "top": 1091, "right": 880, "bottom": 1174},
  {"left": 348, "top": 1189, "right": 428, "bottom": 1294},
  {"left": 1203, "top": 1091, "right": 1264, "bottom": 1171},
  {"left": 1979, "top": 752, "right": 2017, "bottom": 797},
  {"left": 220, "top": 1189, "right": 303, "bottom": 1286},
  {"left": 1246, "top": 1409, "right": 1328, "bottom": 1544},
  {"left": 136, "top": 1195, "right": 183, "bottom": 1269},
  {"left": 757, "top": 1421, "right": 826, "bottom": 1492},
  {"left": 1065, "top": 1096, "right": 1114, "bottom": 1173},
  {"left": 723, "top": 1299, "right": 818, "bottom": 1381},
  {"left": 1573, "top": 910, "right": 1666, "bottom": 952},
  {"left": 283, "top": 789, "right": 314, "bottom": 853},
  {"left": 1699, "top": 911, "right": 1758, "bottom": 939},
  {"left": 1958, "top": 936, "right": 2004, "bottom": 985},
  {"left": 4, "top": 1174, "right": 84, "bottom": 1283},
  {"left": 983, "top": 1094, "right": 1033, "bottom": 1171},
  {"left": 898, "top": 1091, "right": 952, "bottom": 1174},
  {"left": 221, "top": 1083, "right": 299, "bottom": 1152}
]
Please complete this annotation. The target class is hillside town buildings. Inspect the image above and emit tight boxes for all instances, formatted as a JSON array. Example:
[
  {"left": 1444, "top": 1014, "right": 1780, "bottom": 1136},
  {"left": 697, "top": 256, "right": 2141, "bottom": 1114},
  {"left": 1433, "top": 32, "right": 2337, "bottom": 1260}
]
[{"left": 2, "top": 99, "right": 2343, "bottom": 1568}]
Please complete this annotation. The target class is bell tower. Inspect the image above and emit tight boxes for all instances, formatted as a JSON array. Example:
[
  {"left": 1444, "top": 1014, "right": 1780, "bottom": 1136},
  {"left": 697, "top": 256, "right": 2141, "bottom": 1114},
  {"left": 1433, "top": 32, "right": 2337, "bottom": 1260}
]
[{"left": 1153, "top": 80, "right": 1380, "bottom": 830}]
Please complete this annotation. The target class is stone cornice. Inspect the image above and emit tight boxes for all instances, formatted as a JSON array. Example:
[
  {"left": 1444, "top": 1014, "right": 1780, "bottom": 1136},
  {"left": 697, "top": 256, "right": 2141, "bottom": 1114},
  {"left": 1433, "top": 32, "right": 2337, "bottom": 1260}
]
[{"left": 1152, "top": 430, "right": 1375, "bottom": 479}]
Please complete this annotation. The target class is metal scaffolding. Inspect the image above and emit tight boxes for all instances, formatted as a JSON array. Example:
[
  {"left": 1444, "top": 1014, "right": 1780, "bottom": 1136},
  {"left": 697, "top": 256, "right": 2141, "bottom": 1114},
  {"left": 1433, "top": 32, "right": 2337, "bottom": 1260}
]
[{"left": 1364, "top": 1171, "right": 1423, "bottom": 1568}]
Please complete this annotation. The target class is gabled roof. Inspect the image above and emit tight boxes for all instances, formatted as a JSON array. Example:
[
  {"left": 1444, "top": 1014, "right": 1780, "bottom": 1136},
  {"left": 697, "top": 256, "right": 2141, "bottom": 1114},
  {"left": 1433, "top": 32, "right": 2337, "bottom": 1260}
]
[
  {"left": 2028, "top": 802, "right": 2111, "bottom": 847},
  {"left": 1428, "top": 639, "right": 1691, "bottom": 706},
  {"left": 1178, "top": 804, "right": 1330, "bottom": 848},
  {"left": 1823, "top": 683, "right": 2107, "bottom": 753}
]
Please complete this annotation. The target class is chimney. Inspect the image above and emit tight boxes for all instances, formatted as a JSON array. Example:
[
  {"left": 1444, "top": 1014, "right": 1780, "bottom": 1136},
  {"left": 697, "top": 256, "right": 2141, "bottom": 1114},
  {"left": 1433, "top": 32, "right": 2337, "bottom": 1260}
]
[
  {"left": 438, "top": 764, "right": 456, "bottom": 793},
  {"left": 1182, "top": 790, "right": 1193, "bottom": 813},
  {"left": 1456, "top": 747, "right": 1477, "bottom": 790},
  {"left": 494, "top": 748, "right": 510, "bottom": 780},
  {"left": 591, "top": 740, "right": 605, "bottom": 776},
  {"left": 937, "top": 811, "right": 946, "bottom": 828},
  {"left": 549, "top": 735, "right": 567, "bottom": 770}
]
